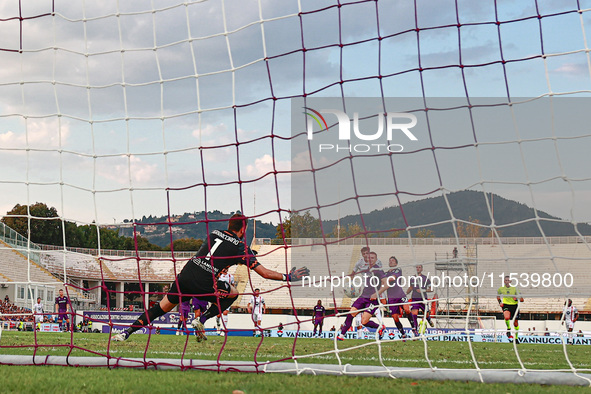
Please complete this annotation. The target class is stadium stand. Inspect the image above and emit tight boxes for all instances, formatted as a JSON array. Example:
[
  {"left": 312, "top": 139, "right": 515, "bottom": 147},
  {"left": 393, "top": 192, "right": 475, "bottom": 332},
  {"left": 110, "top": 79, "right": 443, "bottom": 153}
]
[
  {"left": 3, "top": 232, "right": 588, "bottom": 314},
  {"left": 238, "top": 241, "right": 591, "bottom": 313},
  {"left": 41, "top": 249, "right": 186, "bottom": 283},
  {"left": 0, "top": 240, "right": 95, "bottom": 307}
]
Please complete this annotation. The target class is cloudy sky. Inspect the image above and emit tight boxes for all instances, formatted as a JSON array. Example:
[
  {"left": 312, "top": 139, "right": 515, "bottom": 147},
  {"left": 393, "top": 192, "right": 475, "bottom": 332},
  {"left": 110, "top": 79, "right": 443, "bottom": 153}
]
[{"left": 0, "top": 0, "right": 590, "bottom": 231}]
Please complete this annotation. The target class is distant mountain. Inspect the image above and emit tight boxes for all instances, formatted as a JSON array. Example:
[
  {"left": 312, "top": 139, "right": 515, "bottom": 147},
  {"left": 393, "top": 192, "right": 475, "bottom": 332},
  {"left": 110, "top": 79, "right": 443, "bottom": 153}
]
[
  {"left": 117, "top": 191, "right": 590, "bottom": 246},
  {"left": 118, "top": 210, "right": 277, "bottom": 247},
  {"left": 322, "top": 190, "right": 591, "bottom": 237}
]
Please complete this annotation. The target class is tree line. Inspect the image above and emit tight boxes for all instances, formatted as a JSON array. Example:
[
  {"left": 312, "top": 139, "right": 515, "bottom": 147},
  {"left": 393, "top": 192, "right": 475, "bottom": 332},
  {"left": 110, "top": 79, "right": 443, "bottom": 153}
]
[
  {"left": 273, "top": 211, "right": 486, "bottom": 240},
  {"left": 1, "top": 203, "right": 203, "bottom": 251},
  {"left": 1, "top": 203, "right": 489, "bottom": 251}
]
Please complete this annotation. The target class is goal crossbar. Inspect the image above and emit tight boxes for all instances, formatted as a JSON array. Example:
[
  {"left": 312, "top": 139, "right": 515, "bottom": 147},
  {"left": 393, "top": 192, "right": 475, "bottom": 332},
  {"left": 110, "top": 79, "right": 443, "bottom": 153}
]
[{"left": 0, "top": 355, "right": 590, "bottom": 386}]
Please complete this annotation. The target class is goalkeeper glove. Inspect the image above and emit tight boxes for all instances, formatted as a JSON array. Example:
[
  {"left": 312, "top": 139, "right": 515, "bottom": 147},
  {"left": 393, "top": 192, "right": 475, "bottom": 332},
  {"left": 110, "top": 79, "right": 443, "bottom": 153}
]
[{"left": 286, "top": 266, "right": 310, "bottom": 282}]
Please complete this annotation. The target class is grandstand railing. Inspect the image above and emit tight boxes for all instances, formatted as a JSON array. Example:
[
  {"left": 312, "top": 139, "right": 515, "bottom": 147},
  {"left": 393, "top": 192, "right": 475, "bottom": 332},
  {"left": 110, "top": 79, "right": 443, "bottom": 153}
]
[
  {"left": 254, "top": 236, "right": 591, "bottom": 246},
  {"left": 0, "top": 222, "right": 42, "bottom": 265},
  {"left": 38, "top": 244, "right": 196, "bottom": 259},
  {"left": 26, "top": 235, "right": 591, "bottom": 259}
]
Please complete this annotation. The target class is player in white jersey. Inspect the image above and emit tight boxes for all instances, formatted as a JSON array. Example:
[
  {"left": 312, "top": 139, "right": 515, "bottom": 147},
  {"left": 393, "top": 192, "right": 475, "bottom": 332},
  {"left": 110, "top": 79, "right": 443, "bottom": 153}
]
[
  {"left": 248, "top": 288, "right": 265, "bottom": 336},
  {"left": 347, "top": 247, "right": 382, "bottom": 298},
  {"left": 354, "top": 313, "right": 363, "bottom": 338},
  {"left": 33, "top": 297, "right": 44, "bottom": 325},
  {"left": 350, "top": 247, "right": 383, "bottom": 275},
  {"left": 216, "top": 267, "right": 236, "bottom": 334},
  {"left": 562, "top": 299, "right": 579, "bottom": 340},
  {"left": 353, "top": 307, "right": 383, "bottom": 339}
]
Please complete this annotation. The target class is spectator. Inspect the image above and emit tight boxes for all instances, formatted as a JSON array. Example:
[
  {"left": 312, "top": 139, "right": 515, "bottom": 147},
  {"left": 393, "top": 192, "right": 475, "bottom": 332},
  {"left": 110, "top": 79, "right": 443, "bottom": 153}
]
[{"left": 0, "top": 300, "right": 35, "bottom": 328}]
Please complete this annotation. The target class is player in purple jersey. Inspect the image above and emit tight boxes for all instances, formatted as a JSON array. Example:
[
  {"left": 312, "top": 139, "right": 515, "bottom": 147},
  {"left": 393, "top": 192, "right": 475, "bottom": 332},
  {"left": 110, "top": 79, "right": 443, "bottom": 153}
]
[
  {"left": 379, "top": 256, "right": 408, "bottom": 338},
  {"left": 405, "top": 264, "right": 433, "bottom": 336},
  {"left": 312, "top": 300, "right": 326, "bottom": 337},
  {"left": 54, "top": 289, "right": 71, "bottom": 332},
  {"left": 177, "top": 299, "right": 192, "bottom": 335},
  {"left": 337, "top": 252, "right": 386, "bottom": 341},
  {"left": 387, "top": 256, "right": 412, "bottom": 324},
  {"left": 191, "top": 298, "right": 209, "bottom": 340},
  {"left": 112, "top": 214, "right": 309, "bottom": 342},
  {"left": 193, "top": 298, "right": 208, "bottom": 315},
  {"left": 176, "top": 297, "right": 209, "bottom": 336}
]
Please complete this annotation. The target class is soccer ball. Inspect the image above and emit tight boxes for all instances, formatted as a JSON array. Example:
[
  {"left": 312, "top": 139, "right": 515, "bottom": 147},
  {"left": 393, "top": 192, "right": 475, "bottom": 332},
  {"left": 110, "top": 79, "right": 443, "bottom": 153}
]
[{"left": 344, "top": 285, "right": 362, "bottom": 298}]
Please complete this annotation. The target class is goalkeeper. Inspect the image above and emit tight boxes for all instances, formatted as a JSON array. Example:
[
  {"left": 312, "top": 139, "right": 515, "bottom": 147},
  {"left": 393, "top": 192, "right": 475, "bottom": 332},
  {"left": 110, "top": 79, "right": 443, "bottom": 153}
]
[
  {"left": 497, "top": 276, "right": 524, "bottom": 342},
  {"left": 113, "top": 214, "right": 309, "bottom": 342}
]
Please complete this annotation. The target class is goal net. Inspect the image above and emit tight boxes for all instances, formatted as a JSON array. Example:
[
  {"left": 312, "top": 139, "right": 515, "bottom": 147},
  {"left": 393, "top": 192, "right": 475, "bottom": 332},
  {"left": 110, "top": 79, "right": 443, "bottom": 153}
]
[{"left": 1, "top": 0, "right": 591, "bottom": 387}]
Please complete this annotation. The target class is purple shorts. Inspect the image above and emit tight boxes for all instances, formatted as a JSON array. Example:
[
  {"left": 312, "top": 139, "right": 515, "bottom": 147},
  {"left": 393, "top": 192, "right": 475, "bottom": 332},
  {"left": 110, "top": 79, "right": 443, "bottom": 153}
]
[
  {"left": 352, "top": 297, "right": 379, "bottom": 315},
  {"left": 314, "top": 317, "right": 324, "bottom": 325},
  {"left": 388, "top": 298, "right": 407, "bottom": 315},
  {"left": 58, "top": 313, "right": 68, "bottom": 321},
  {"left": 180, "top": 300, "right": 192, "bottom": 318},
  {"left": 411, "top": 299, "right": 427, "bottom": 311},
  {"left": 193, "top": 299, "right": 208, "bottom": 313}
]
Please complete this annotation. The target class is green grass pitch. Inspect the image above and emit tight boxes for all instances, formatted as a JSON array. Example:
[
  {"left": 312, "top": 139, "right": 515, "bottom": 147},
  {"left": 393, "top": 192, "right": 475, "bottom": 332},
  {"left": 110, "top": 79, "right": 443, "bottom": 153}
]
[{"left": 0, "top": 331, "right": 590, "bottom": 393}]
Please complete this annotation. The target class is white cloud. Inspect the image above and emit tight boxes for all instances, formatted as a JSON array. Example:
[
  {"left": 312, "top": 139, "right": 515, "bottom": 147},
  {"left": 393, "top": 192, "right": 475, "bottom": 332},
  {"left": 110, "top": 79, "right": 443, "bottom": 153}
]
[
  {"left": 129, "top": 156, "right": 160, "bottom": 184},
  {"left": 192, "top": 122, "right": 235, "bottom": 164},
  {"left": 245, "top": 154, "right": 290, "bottom": 179},
  {"left": 552, "top": 62, "right": 590, "bottom": 77},
  {"left": 96, "top": 155, "right": 160, "bottom": 186},
  {"left": 291, "top": 149, "right": 332, "bottom": 172},
  {"left": 192, "top": 122, "right": 228, "bottom": 138},
  {"left": 0, "top": 130, "right": 15, "bottom": 145},
  {"left": 0, "top": 119, "right": 71, "bottom": 149},
  {"left": 0, "top": 1, "right": 589, "bottom": 226}
]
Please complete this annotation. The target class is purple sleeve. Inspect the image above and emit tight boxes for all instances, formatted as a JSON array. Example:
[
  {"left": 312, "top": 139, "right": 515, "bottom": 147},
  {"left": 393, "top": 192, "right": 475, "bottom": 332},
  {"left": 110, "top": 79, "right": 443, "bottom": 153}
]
[{"left": 385, "top": 271, "right": 405, "bottom": 298}]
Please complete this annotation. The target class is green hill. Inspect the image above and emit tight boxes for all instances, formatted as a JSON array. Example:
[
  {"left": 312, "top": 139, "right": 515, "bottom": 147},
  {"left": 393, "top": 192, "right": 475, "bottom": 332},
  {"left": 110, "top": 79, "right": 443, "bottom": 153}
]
[
  {"left": 121, "top": 211, "right": 277, "bottom": 247},
  {"left": 322, "top": 190, "right": 591, "bottom": 237},
  {"left": 120, "top": 191, "right": 590, "bottom": 246}
]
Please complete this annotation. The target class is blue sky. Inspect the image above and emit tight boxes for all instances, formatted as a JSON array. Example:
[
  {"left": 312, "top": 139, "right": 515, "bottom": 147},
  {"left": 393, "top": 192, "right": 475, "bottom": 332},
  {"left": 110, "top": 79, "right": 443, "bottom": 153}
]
[{"left": 0, "top": 0, "right": 590, "bottom": 229}]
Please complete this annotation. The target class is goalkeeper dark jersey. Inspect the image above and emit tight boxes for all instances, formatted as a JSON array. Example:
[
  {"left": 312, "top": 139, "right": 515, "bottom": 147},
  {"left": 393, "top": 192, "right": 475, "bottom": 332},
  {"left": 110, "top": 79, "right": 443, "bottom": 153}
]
[{"left": 179, "top": 229, "right": 260, "bottom": 291}]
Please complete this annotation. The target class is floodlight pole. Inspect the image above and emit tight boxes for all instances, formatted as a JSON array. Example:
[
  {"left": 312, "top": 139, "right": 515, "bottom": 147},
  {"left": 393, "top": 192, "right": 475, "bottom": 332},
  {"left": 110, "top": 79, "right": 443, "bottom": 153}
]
[{"left": 253, "top": 186, "right": 256, "bottom": 240}]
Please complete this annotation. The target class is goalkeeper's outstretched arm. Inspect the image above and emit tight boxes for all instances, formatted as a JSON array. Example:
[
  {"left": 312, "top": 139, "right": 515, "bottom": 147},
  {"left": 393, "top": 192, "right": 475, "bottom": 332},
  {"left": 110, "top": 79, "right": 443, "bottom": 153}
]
[{"left": 253, "top": 264, "right": 310, "bottom": 282}]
